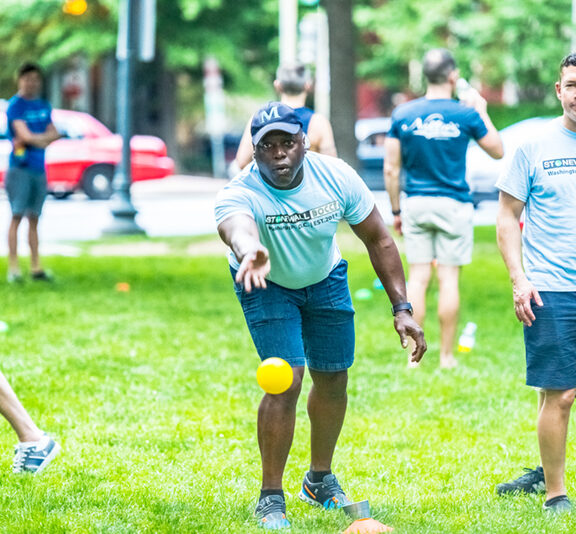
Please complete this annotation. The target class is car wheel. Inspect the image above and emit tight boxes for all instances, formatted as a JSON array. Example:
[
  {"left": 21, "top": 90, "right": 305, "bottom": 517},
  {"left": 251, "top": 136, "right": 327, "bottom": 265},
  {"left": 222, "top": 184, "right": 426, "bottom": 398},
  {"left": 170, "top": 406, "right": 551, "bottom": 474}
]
[
  {"left": 82, "top": 164, "right": 114, "bottom": 200},
  {"left": 50, "top": 191, "right": 73, "bottom": 200}
]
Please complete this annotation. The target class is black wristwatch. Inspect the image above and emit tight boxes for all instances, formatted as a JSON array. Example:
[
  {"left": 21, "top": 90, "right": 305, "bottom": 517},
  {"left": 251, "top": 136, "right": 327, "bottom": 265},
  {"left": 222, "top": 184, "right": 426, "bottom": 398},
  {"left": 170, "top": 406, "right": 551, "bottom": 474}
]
[
  {"left": 392, "top": 209, "right": 401, "bottom": 216},
  {"left": 391, "top": 302, "right": 413, "bottom": 316}
]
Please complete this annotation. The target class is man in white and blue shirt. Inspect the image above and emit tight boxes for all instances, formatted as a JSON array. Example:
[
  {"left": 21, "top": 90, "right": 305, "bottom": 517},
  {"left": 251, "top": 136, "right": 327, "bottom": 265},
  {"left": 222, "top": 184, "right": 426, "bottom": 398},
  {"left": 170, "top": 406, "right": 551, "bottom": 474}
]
[
  {"left": 215, "top": 101, "right": 426, "bottom": 529},
  {"left": 496, "top": 53, "right": 576, "bottom": 513}
]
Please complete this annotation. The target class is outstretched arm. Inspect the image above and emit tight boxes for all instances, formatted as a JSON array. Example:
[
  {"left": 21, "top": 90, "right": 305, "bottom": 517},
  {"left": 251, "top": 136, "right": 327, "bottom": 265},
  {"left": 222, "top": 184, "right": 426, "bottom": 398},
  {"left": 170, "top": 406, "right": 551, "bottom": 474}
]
[
  {"left": 350, "top": 206, "right": 427, "bottom": 362},
  {"left": 496, "top": 191, "right": 541, "bottom": 326},
  {"left": 217, "top": 214, "right": 270, "bottom": 292}
]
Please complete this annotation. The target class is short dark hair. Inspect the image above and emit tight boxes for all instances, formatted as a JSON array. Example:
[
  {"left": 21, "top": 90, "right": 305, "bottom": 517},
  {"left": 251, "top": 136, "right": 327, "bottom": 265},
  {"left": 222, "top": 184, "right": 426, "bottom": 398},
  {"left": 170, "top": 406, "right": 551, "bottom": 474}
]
[
  {"left": 276, "top": 62, "right": 311, "bottom": 95},
  {"left": 17, "top": 62, "right": 43, "bottom": 79},
  {"left": 559, "top": 53, "right": 576, "bottom": 79},
  {"left": 422, "top": 48, "right": 456, "bottom": 84}
]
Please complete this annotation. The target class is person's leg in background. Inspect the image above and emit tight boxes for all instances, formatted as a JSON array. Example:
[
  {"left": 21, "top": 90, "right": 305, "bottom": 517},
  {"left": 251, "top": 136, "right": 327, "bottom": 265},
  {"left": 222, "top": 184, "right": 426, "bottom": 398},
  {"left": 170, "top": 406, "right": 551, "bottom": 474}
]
[{"left": 436, "top": 264, "right": 461, "bottom": 368}]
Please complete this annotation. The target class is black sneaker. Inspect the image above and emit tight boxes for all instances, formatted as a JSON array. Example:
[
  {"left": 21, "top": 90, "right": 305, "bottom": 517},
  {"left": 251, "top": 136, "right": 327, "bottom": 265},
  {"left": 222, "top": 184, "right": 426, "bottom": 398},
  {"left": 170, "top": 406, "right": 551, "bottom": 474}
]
[
  {"left": 31, "top": 271, "right": 53, "bottom": 282},
  {"left": 298, "top": 472, "right": 351, "bottom": 509},
  {"left": 543, "top": 495, "right": 572, "bottom": 513},
  {"left": 496, "top": 466, "right": 545, "bottom": 495},
  {"left": 254, "top": 494, "right": 291, "bottom": 530}
]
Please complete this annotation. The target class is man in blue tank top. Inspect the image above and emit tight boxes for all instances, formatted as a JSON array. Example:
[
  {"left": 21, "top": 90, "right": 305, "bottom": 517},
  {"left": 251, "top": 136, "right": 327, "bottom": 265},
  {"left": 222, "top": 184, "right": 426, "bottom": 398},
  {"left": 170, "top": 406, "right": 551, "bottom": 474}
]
[
  {"left": 233, "top": 62, "right": 337, "bottom": 172},
  {"left": 385, "top": 49, "right": 503, "bottom": 368}
]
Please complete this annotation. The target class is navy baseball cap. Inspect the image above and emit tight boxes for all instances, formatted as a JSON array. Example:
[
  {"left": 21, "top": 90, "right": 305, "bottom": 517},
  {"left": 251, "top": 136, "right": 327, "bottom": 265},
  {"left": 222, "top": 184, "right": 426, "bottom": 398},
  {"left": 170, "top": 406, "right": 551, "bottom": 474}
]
[{"left": 251, "top": 101, "right": 303, "bottom": 145}]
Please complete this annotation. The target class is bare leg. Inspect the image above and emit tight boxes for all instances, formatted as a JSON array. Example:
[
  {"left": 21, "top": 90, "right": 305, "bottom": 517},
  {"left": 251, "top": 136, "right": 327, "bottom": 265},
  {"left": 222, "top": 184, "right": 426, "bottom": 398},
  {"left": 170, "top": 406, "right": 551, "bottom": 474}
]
[
  {"left": 259, "top": 366, "right": 304, "bottom": 489},
  {"left": 8, "top": 215, "right": 22, "bottom": 274},
  {"left": 307, "top": 370, "right": 348, "bottom": 471},
  {"left": 436, "top": 264, "right": 461, "bottom": 368},
  {"left": 27, "top": 215, "right": 42, "bottom": 273},
  {"left": 538, "top": 388, "right": 575, "bottom": 500},
  {"left": 0, "top": 371, "right": 43, "bottom": 442},
  {"left": 406, "top": 263, "right": 432, "bottom": 366}
]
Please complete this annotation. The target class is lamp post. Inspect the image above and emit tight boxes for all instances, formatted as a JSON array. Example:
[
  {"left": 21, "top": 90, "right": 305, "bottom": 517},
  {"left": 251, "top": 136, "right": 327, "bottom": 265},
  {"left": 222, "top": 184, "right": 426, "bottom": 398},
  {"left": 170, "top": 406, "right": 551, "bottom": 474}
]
[
  {"left": 572, "top": 0, "right": 576, "bottom": 52},
  {"left": 279, "top": 0, "right": 298, "bottom": 65},
  {"left": 103, "top": 0, "right": 145, "bottom": 235}
]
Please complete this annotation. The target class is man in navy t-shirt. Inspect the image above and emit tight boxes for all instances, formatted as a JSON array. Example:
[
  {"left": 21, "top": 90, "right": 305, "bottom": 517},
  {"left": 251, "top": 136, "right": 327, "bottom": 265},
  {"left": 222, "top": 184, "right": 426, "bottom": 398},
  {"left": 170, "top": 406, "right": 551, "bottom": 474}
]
[
  {"left": 5, "top": 63, "right": 61, "bottom": 283},
  {"left": 385, "top": 49, "right": 503, "bottom": 368}
]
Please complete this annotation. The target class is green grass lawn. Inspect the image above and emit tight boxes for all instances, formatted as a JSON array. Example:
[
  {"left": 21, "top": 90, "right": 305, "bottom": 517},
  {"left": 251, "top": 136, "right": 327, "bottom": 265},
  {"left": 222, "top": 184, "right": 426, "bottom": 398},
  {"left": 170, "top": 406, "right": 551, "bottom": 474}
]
[{"left": 0, "top": 226, "right": 574, "bottom": 533}]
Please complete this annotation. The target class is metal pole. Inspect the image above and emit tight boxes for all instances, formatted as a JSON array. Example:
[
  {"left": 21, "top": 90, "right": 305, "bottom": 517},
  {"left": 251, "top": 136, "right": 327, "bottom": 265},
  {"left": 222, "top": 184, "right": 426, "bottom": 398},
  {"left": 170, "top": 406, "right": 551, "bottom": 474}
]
[
  {"left": 314, "top": 11, "right": 330, "bottom": 118},
  {"left": 572, "top": 0, "right": 576, "bottom": 51},
  {"left": 103, "top": 0, "right": 145, "bottom": 235},
  {"left": 203, "top": 57, "right": 227, "bottom": 179},
  {"left": 279, "top": 0, "right": 298, "bottom": 65}
]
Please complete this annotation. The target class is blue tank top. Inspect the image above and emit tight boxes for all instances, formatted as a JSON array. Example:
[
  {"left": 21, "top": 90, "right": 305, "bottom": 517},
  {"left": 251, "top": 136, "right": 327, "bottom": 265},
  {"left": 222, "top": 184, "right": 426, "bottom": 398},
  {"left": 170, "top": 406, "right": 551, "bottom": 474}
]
[{"left": 294, "top": 107, "right": 314, "bottom": 134}]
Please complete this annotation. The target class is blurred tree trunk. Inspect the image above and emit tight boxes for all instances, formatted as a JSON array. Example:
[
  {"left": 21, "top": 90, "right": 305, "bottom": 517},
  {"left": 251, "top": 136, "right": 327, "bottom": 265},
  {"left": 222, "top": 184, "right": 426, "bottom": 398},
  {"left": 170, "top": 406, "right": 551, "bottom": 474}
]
[{"left": 324, "top": 0, "right": 357, "bottom": 168}]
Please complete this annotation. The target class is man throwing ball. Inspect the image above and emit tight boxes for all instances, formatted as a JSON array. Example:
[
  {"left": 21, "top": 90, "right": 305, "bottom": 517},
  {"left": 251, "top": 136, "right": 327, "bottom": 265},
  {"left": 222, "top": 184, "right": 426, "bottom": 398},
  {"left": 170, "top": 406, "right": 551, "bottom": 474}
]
[{"left": 215, "top": 102, "right": 426, "bottom": 529}]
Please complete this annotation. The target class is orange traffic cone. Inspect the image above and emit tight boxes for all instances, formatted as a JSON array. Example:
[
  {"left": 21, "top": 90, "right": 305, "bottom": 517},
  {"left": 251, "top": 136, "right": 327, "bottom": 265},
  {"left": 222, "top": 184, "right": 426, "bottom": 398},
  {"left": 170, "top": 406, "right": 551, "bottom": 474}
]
[
  {"left": 342, "top": 500, "right": 394, "bottom": 533},
  {"left": 343, "top": 517, "right": 394, "bottom": 533}
]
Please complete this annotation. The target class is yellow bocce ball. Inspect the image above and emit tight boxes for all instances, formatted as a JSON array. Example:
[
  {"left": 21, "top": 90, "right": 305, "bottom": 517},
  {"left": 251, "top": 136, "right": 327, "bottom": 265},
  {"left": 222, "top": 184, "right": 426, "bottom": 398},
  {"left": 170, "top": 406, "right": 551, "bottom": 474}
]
[{"left": 256, "top": 357, "right": 293, "bottom": 394}]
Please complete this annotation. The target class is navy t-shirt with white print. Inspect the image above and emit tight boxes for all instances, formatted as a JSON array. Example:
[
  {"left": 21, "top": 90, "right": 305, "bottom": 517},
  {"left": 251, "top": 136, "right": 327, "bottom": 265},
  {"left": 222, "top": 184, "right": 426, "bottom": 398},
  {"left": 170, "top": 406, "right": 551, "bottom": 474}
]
[{"left": 388, "top": 97, "right": 488, "bottom": 203}]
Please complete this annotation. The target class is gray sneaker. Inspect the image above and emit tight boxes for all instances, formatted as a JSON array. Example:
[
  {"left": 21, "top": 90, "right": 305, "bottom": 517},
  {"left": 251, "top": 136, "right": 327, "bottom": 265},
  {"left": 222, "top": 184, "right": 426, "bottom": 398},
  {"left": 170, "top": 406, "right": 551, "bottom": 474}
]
[
  {"left": 13, "top": 434, "right": 61, "bottom": 474},
  {"left": 496, "top": 466, "right": 545, "bottom": 495},
  {"left": 254, "top": 494, "right": 291, "bottom": 530},
  {"left": 543, "top": 495, "right": 572, "bottom": 513}
]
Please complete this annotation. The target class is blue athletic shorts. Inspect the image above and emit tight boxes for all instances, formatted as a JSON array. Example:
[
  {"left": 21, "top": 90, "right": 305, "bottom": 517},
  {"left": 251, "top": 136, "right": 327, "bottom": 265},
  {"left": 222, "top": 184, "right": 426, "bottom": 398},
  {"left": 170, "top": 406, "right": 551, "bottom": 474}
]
[
  {"left": 231, "top": 259, "right": 355, "bottom": 372},
  {"left": 524, "top": 291, "right": 576, "bottom": 390},
  {"left": 5, "top": 167, "right": 47, "bottom": 217}
]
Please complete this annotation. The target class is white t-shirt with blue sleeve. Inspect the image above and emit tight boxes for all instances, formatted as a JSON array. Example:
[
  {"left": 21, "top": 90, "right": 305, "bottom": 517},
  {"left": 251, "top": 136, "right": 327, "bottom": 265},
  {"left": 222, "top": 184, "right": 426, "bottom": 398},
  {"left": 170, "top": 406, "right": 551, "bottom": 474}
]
[
  {"left": 496, "top": 117, "right": 576, "bottom": 291},
  {"left": 214, "top": 151, "right": 375, "bottom": 289}
]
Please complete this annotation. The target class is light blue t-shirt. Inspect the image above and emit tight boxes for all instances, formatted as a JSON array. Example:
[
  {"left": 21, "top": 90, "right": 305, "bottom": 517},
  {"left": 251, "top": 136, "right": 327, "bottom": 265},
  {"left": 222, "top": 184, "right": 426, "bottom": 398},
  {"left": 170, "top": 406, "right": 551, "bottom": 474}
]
[
  {"left": 214, "top": 151, "right": 375, "bottom": 289},
  {"left": 388, "top": 97, "right": 488, "bottom": 203},
  {"left": 496, "top": 117, "right": 576, "bottom": 291}
]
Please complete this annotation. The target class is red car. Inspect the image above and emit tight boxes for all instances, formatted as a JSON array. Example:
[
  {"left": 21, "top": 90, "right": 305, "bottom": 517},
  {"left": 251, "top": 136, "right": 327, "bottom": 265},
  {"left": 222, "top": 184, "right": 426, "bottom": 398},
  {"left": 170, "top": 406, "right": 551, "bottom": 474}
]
[{"left": 0, "top": 109, "right": 174, "bottom": 199}]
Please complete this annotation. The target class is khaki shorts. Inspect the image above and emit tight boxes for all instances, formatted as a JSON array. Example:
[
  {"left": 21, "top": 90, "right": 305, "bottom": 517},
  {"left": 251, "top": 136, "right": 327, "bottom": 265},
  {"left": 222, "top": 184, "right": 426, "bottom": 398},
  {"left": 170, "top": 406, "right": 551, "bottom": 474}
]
[{"left": 403, "top": 195, "right": 473, "bottom": 266}]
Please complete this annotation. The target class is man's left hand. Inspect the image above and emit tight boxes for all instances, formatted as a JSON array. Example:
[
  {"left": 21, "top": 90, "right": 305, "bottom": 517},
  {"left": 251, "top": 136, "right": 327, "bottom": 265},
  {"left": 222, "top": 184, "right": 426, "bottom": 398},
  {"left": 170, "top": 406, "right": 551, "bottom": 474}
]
[{"left": 394, "top": 311, "right": 427, "bottom": 363}]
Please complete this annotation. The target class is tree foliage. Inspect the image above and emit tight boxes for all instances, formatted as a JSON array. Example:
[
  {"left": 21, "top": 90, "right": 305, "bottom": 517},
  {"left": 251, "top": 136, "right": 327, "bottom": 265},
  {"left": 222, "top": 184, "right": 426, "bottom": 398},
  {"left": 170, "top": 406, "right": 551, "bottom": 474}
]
[
  {"left": 0, "top": 0, "right": 279, "bottom": 97},
  {"left": 0, "top": 0, "right": 572, "bottom": 105},
  {"left": 355, "top": 0, "right": 572, "bottom": 99}
]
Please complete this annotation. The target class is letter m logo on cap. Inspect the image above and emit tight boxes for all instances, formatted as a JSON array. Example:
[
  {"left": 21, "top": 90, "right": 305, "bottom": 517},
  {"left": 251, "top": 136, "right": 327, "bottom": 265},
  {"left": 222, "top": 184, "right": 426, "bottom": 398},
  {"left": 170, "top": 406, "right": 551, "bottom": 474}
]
[{"left": 259, "top": 106, "right": 280, "bottom": 124}]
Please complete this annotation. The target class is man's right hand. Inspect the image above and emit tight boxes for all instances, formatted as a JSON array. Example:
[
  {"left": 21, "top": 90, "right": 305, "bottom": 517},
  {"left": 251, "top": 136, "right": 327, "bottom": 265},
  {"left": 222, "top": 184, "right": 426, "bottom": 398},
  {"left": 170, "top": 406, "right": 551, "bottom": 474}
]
[
  {"left": 512, "top": 275, "right": 543, "bottom": 327},
  {"left": 235, "top": 246, "right": 271, "bottom": 293}
]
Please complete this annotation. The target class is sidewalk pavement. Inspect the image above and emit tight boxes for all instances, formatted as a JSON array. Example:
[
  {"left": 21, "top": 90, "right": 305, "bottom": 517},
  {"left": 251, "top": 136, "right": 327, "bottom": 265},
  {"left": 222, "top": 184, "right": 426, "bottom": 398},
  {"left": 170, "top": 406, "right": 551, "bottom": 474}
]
[
  {"left": 130, "top": 175, "right": 228, "bottom": 197},
  {"left": 0, "top": 174, "right": 497, "bottom": 257},
  {"left": 0, "top": 175, "right": 228, "bottom": 257}
]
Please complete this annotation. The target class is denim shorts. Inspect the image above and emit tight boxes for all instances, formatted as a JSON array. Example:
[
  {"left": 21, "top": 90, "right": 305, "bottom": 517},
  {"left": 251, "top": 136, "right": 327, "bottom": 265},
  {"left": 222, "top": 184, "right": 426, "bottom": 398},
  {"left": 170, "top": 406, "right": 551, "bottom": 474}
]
[
  {"left": 524, "top": 291, "right": 576, "bottom": 390},
  {"left": 231, "top": 260, "right": 355, "bottom": 372},
  {"left": 5, "top": 167, "right": 47, "bottom": 217}
]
